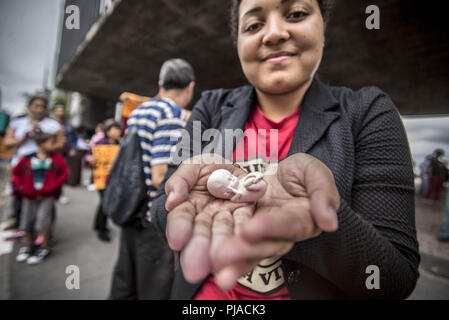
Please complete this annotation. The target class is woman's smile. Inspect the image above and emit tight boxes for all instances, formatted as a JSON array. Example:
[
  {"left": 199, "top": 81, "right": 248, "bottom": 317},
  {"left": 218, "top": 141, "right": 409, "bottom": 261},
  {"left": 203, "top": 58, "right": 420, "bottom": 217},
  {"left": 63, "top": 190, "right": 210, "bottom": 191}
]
[{"left": 262, "top": 51, "right": 297, "bottom": 63}]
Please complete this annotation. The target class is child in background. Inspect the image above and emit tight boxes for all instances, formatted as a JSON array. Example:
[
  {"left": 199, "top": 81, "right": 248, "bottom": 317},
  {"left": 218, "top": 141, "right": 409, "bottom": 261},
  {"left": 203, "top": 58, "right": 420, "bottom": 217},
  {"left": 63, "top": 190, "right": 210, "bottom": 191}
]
[
  {"left": 89, "top": 123, "right": 106, "bottom": 148},
  {"left": 13, "top": 133, "right": 69, "bottom": 264}
]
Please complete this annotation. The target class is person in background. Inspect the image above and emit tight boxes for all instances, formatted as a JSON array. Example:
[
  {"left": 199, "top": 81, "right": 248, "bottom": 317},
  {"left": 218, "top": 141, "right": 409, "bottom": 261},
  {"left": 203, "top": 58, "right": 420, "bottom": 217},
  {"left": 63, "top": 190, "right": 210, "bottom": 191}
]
[
  {"left": 52, "top": 102, "right": 78, "bottom": 204},
  {"left": 13, "top": 133, "right": 69, "bottom": 264},
  {"left": 85, "top": 123, "right": 106, "bottom": 191},
  {"left": 3, "top": 94, "right": 64, "bottom": 232},
  {"left": 426, "top": 149, "right": 448, "bottom": 201},
  {"left": 52, "top": 103, "right": 77, "bottom": 159},
  {"left": 89, "top": 123, "right": 106, "bottom": 148},
  {"left": 85, "top": 121, "right": 123, "bottom": 242},
  {"left": 109, "top": 58, "right": 195, "bottom": 299},
  {"left": 419, "top": 155, "right": 432, "bottom": 197}
]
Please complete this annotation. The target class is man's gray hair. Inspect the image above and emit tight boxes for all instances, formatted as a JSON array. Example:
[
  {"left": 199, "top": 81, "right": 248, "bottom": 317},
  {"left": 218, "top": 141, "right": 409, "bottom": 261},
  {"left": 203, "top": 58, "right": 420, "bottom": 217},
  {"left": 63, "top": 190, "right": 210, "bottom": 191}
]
[{"left": 159, "top": 58, "right": 195, "bottom": 90}]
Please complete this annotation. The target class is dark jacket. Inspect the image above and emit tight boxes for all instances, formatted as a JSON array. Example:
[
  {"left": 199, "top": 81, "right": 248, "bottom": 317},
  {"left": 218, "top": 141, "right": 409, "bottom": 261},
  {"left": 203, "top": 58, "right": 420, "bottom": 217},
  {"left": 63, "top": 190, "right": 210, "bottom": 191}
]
[
  {"left": 151, "top": 79, "right": 420, "bottom": 299},
  {"left": 12, "top": 152, "right": 69, "bottom": 200}
]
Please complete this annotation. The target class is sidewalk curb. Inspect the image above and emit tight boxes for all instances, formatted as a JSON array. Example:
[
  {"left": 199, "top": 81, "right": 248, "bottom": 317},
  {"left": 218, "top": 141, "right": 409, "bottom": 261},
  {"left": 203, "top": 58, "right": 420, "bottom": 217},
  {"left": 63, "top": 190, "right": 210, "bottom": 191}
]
[{"left": 420, "top": 252, "right": 449, "bottom": 280}]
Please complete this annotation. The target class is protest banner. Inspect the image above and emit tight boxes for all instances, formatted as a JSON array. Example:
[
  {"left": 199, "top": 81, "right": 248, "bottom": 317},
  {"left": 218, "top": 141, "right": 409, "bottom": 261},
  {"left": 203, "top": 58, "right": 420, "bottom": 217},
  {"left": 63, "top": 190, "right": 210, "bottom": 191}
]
[{"left": 92, "top": 144, "right": 119, "bottom": 190}]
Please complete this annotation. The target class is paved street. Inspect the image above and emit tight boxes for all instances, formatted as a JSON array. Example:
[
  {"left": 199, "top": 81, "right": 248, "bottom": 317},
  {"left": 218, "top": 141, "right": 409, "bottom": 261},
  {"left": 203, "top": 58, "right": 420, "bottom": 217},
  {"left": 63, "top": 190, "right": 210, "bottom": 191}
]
[{"left": 1, "top": 164, "right": 449, "bottom": 300}]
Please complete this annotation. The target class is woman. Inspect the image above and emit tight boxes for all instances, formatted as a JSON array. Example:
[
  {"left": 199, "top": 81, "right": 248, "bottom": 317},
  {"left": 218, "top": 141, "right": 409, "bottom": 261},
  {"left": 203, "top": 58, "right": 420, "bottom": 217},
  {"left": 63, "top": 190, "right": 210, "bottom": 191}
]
[
  {"left": 3, "top": 94, "right": 64, "bottom": 231},
  {"left": 152, "top": 0, "right": 420, "bottom": 299}
]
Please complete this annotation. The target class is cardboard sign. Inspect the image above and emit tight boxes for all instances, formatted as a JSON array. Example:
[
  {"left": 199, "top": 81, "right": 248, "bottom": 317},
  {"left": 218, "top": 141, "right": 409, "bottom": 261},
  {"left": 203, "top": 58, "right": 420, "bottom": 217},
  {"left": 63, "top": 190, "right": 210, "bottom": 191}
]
[
  {"left": 120, "top": 92, "right": 150, "bottom": 118},
  {"left": 91, "top": 144, "right": 119, "bottom": 190}
]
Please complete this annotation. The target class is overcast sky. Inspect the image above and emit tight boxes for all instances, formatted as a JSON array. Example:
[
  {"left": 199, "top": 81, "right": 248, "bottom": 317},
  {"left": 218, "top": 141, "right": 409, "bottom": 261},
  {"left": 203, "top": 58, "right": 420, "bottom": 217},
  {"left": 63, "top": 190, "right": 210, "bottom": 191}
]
[
  {"left": 0, "top": 0, "right": 447, "bottom": 170},
  {"left": 0, "top": 0, "right": 62, "bottom": 116}
]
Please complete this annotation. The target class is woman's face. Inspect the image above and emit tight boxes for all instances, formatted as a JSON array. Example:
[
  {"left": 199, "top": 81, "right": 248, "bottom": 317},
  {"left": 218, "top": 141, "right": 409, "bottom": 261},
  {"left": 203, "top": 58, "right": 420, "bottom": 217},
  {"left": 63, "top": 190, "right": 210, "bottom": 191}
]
[
  {"left": 28, "top": 98, "right": 47, "bottom": 121},
  {"left": 237, "top": 0, "right": 325, "bottom": 95}
]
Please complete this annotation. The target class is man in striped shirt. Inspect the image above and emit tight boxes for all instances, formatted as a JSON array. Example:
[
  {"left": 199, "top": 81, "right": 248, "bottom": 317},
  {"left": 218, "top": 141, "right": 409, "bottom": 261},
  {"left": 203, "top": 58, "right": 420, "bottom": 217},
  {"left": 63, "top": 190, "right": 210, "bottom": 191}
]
[{"left": 110, "top": 59, "right": 195, "bottom": 299}]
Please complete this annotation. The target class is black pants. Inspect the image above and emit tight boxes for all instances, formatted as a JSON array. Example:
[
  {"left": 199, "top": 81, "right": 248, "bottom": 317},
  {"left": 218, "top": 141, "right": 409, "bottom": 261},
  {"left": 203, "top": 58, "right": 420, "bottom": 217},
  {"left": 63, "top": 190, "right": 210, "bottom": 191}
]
[
  {"left": 94, "top": 190, "right": 108, "bottom": 232},
  {"left": 109, "top": 222, "right": 174, "bottom": 300}
]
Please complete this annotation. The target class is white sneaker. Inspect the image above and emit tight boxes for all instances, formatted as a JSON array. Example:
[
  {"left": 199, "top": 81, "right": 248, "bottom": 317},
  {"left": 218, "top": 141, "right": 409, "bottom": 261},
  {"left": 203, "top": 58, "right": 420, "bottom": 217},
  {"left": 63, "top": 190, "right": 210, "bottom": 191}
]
[
  {"left": 87, "top": 184, "right": 97, "bottom": 191},
  {"left": 26, "top": 248, "right": 50, "bottom": 265},
  {"left": 59, "top": 196, "right": 69, "bottom": 204},
  {"left": 16, "top": 247, "right": 32, "bottom": 262}
]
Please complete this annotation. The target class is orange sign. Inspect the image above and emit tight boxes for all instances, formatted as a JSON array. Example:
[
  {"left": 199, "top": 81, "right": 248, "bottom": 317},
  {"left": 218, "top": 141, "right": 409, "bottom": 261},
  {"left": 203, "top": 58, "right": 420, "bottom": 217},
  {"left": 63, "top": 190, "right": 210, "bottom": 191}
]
[
  {"left": 120, "top": 92, "right": 150, "bottom": 118},
  {"left": 92, "top": 144, "right": 119, "bottom": 190}
]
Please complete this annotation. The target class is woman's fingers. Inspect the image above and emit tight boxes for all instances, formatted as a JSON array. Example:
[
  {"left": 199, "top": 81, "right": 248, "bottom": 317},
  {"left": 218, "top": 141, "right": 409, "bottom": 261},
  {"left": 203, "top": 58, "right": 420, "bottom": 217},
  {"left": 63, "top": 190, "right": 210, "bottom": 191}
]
[
  {"left": 300, "top": 156, "right": 340, "bottom": 232},
  {"left": 278, "top": 153, "right": 340, "bottom": 232},
  {"left": 180, "top": 210, "right": 213, "bottom": 283},
  {"left": 165, "top": 163, "right": 200, "bottom": 211},
  {"left": 210, "top": 211, "right": 234, "bottom": 254},
  {"left": 310, "top": 189, "right": 338, "bottom": 232},
  {"left": 233, "top": 205, "right": 254, "bottom": 236},
  {"left": 166, "top": 201, "right": 196, "bottom": 251}
]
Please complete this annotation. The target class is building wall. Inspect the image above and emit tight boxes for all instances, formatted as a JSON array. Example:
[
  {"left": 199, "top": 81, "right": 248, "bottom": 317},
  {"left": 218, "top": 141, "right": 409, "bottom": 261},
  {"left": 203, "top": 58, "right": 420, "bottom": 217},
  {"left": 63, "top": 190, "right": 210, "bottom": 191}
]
[{"left": 57, "top": 0, "right": 102, "bottom": 75}]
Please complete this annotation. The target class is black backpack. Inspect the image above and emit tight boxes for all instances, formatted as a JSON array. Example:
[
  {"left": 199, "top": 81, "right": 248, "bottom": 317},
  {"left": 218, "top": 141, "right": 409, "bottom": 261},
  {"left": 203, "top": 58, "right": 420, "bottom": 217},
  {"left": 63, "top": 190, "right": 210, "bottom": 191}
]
[{"left": 102, "top": 127, "right": 148, "bottom": 226}]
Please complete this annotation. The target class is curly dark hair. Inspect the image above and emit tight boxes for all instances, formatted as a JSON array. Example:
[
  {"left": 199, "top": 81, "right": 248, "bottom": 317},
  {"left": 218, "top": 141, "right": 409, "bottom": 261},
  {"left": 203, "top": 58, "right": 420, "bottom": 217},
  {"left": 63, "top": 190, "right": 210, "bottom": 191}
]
[{"left": 230, "top": 0, "right": 335, "bottom": 45}]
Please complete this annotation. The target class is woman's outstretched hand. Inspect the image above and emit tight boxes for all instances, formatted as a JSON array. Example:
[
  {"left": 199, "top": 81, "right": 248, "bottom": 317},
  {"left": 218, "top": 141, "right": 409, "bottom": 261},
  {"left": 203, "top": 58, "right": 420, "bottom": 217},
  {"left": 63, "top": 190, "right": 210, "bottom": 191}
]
[
  {"left": 211, "top": 153, "right": 340, "bottom": 290},
  {"left": 165, "top": 154, "right": 259, "bottom": 283},
  {"left": 165, "top": 153, "right": 340, "bottom": 290}
]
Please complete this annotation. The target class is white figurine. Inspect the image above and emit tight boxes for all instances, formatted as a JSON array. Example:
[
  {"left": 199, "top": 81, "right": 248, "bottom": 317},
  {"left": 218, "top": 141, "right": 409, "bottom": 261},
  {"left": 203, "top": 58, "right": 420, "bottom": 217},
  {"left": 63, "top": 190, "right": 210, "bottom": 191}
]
[{"left": 206, "top": 169, "right": 267, "bottom": 202}]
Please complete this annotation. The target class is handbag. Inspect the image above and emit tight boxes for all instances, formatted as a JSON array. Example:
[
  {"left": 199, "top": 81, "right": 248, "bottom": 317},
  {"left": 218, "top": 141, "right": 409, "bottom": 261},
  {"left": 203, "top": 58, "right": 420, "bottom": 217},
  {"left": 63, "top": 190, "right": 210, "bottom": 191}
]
[{"left": 102, "top": 127, "right": 148, "bottom": 226}]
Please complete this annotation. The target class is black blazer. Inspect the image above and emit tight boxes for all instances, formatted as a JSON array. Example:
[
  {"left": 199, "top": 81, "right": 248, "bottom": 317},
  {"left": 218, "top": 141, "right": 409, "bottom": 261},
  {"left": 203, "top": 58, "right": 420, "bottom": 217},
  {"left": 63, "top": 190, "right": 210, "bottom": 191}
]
[{"left": 151, "top": 79, "right": 420, "bottom": 299}]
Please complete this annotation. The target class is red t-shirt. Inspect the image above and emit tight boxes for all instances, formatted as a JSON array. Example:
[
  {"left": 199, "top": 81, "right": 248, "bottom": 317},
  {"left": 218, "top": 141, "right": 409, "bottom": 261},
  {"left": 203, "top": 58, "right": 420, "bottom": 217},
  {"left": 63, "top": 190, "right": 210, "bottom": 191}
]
[{"left": 194, "top": 104, "right": 301, "bottom": 300}]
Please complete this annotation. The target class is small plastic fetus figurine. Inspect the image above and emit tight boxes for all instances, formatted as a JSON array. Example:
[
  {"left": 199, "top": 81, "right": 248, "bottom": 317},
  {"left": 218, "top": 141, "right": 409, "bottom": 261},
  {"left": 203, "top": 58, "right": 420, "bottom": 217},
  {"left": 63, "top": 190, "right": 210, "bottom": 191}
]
[{"left": 206, "top": 169, "right": 267, "bottom": 202}]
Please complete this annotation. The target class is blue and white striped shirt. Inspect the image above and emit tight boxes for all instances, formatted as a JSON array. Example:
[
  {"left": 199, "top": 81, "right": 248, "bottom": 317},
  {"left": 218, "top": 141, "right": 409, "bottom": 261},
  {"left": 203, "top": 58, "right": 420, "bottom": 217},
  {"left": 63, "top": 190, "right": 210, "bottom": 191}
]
[{"left": 126, "top": 97, "right": 186, "bottom": 213}]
